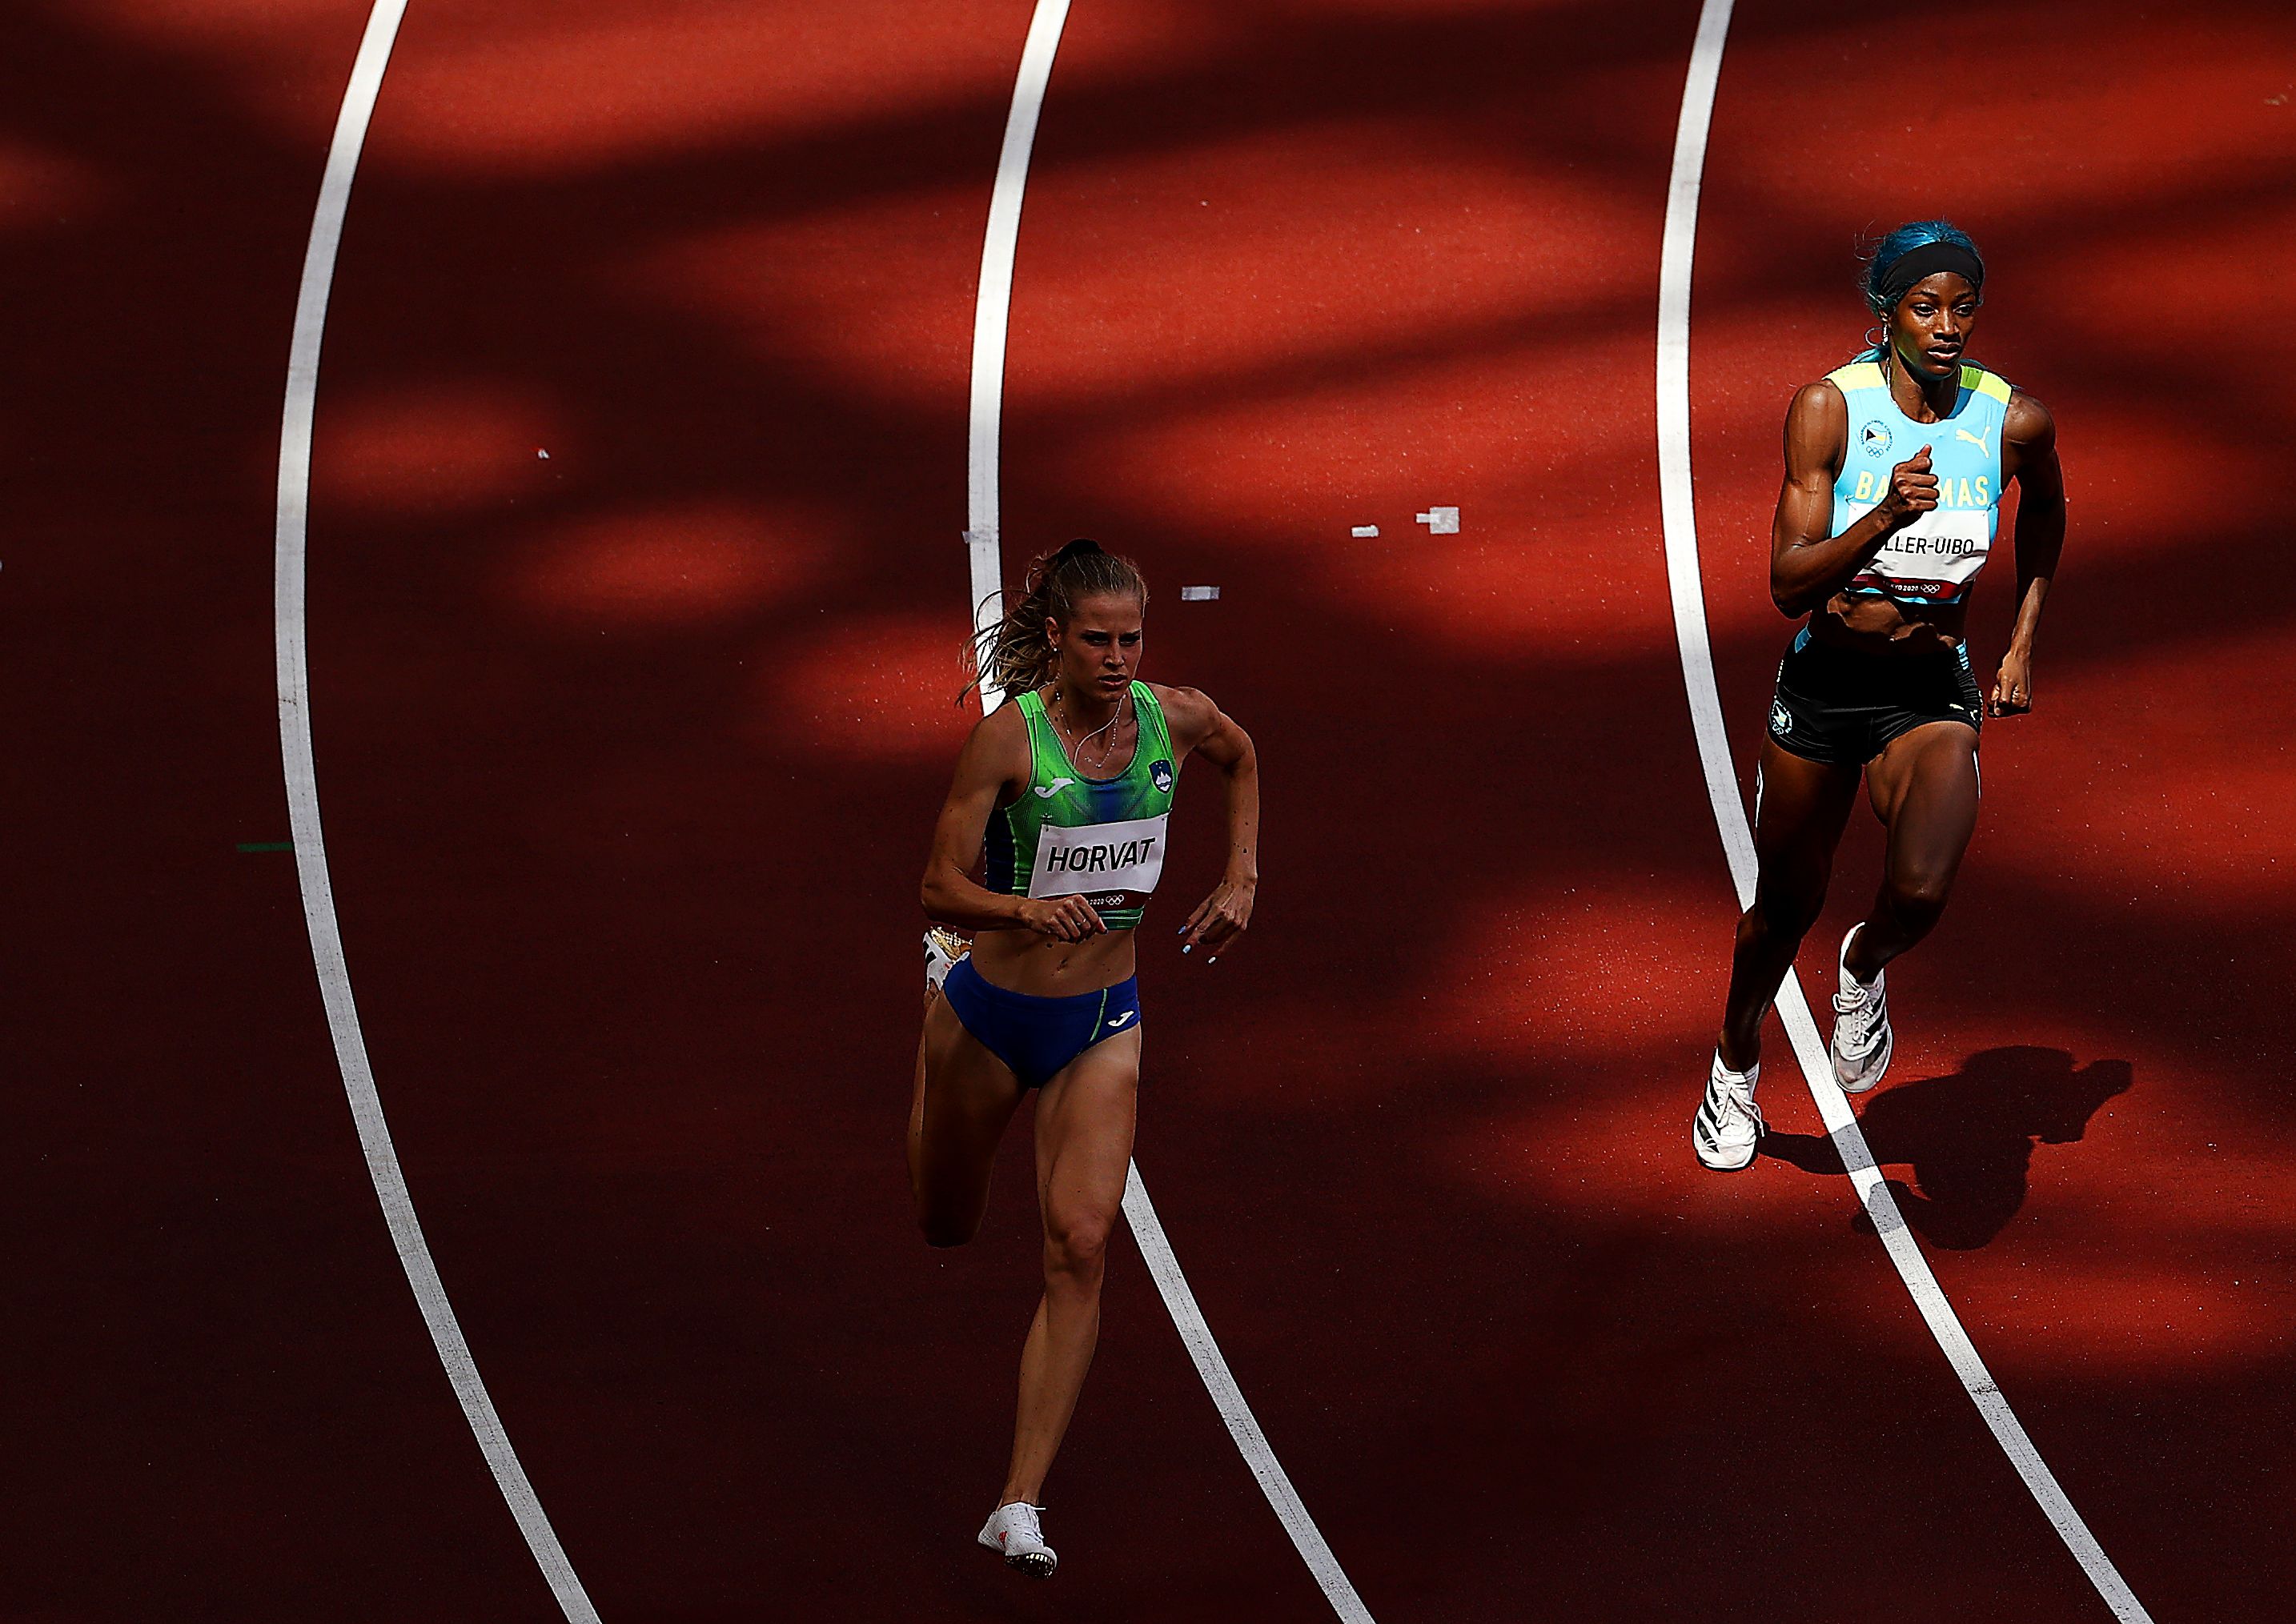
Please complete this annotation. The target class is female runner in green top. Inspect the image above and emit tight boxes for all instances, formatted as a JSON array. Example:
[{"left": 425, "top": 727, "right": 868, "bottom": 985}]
[{"left": 909, "top": 539, "right": 1260, "bottom": 1577}]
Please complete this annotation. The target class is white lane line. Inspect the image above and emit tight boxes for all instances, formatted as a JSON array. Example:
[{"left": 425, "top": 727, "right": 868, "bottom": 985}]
[
  {"left": 275, "top": 6, "right": 601, "bottom": 1620},
  {"left": 1122, "top": 1172, "right": 1375, "bottom": 1622},
  {"left": 963, "top": 8, "right": 1372, "bottom": 1619},
  {"left": 965, "top": 0, "right": 1073, "bottom": 715},
  {"left": 1655, "top": 6, "right": 2154, "bottom": 1621}
]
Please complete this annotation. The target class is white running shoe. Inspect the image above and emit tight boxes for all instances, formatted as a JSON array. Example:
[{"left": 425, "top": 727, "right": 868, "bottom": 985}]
[
  {"left": 923, "top": 925, "right": 971, "bottom": 993},
  {"left": 1693, "top": 1053, "right": 1763, "bottom": 1171},
  {"left": 977, "top": 1501, "right": 1056, "bottom": 1578},
  {"left": 1830, "top": 925, "right": 1893, "bottom": 1094}
]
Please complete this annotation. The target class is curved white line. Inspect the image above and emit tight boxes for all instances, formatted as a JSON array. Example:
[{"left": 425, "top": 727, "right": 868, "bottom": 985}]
[
  {"left": 275, "top": 6, "right": 601, "bottom": 1619},
  {"left": 963, "top": 7, "right": 1372, "bottom": 1618},
  {"left": 1656, "top": 6, "right": 2153, "bottom": 1621},
  {"left": 965, "top": 0, "right": 1072, "bottom": 714},
  {"left": 1119, "top": 1171, "right": 1375, "bottom": 1620}
]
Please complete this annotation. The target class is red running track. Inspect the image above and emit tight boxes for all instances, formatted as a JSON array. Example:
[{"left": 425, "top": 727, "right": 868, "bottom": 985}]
[{"left": 4, "top": 2, "right": 2291, "bottom": 1619}]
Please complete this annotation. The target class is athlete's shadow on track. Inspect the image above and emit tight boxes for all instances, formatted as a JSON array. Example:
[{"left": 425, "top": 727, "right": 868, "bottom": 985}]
[{"left": 1760, "top": 1047, "right": 2133, "bottom": 1249}]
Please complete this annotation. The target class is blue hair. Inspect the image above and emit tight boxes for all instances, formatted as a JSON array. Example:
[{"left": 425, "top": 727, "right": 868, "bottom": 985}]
[{"left": 1856, "top": 219, "right": 1983, "bottom": 356}]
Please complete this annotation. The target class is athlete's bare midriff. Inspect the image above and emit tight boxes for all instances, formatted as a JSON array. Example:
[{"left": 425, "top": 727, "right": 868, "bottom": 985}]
[
  {"left": 1809, "top": 591, "right": 1967, "bottom": 658},
  {"left": 969, "top": 924, "right": 1138, "bottom": 998}
]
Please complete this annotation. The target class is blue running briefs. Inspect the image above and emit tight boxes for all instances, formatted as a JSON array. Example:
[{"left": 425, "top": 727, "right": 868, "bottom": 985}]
[{"left": 941, "top": 958, "right": 1141, "bottom": 1090}]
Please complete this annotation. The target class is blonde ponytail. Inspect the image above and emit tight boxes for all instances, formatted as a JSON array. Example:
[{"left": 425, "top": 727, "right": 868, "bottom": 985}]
[{"left": 964, "top": 539, "right": 1147, "bottom": 701}]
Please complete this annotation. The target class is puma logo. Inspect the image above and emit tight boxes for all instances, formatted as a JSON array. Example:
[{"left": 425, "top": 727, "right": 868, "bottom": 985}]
[{"left": 1955, "top": 426, "right": 1993, "bottom": 456}]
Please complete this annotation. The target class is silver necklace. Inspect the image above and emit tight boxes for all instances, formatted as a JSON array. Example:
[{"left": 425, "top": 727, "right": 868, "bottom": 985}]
[{"left": 1050, "top": 679, "right": 1127, "bottom": 772}]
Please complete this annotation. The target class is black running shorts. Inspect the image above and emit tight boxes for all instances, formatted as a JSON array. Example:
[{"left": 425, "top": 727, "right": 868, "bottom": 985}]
[{"left": 1765, "top": 628, "right": 1983, "bottom": 767}]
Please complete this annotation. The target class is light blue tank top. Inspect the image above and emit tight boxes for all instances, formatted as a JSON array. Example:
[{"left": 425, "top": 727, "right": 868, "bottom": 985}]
[{"left": 1828, "top": 359, "right": 2012, "bottom": 607}]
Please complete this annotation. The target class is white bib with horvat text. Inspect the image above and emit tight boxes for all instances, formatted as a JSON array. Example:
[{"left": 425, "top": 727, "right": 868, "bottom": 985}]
[{"left": 1028, "top": 813, "right": 1169, "bottom": 910}]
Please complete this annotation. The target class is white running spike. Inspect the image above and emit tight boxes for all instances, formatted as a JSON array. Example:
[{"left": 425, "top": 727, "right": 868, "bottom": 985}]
[
  {"left": 1693, "top": 1055, "right": 1763, "bottom": 1171},
  {"left": 977, "top": 1502, "right": 1057, "bottom": 1578},
  {"left": 1829, "top": 924, "right": 1893, "bottom": 1093}
]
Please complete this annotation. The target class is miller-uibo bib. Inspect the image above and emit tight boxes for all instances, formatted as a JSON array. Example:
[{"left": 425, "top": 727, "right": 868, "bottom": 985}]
[{"left": 1828, "top": 359, "right": 2013, "bottom": 608}]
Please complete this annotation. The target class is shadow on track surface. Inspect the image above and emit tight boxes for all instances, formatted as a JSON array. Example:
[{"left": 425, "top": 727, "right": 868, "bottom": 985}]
[
  {"left": 0, "top": 2, "right": 588, "bottom": 1620},
  {"left": 1762, "top": 1048, "right": 2135, "bottom": 1249},
  {"left": 6, "top": 0, "right": 2293, "bottom": 1621}
]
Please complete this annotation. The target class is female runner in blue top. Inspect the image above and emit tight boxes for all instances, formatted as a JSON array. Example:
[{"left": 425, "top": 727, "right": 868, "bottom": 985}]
[
  {"left": 909, "top": 539, "right": 1260, "bottom": 1574},
  {"left": 1694, "top": 222, "right": 2067, "bottom": 1171}
]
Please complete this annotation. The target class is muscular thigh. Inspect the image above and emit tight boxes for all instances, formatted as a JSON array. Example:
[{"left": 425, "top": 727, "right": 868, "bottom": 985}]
[
  {"left": 1867, "top": 720, "right": 1980, "bottom": 832},
  {"left": 1855, "top": 721, "right": 1983, "bottom": 896},
  {"left": 1754, "top": 738, "right": 1862, "bottom": 883},
  {"left": 1034, "top": 1028, "right": 1140, "bottom": 1227},
  {"left": 917, "top": 993, "right": 1024, "bottom": 1171}
]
